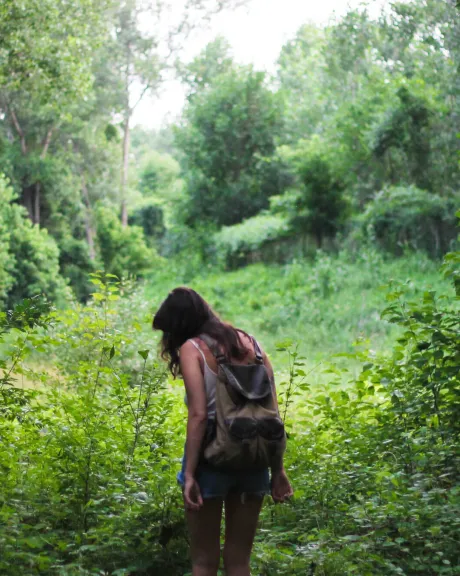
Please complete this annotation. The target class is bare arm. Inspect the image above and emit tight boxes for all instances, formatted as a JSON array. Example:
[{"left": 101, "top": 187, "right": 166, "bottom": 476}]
[
  {"left": 262, "top": 349, "right": 285, "bottom": 474},
  {"left": 262, "top": 347, "right": 293, "bottom": 501},
  {"left": 180, "top": 341, "right": 207, "bottom": 481}
]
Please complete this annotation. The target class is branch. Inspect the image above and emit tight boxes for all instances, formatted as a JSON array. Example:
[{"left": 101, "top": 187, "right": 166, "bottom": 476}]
[
  {"left": 41, "top": 127, "right": 53, "bottom": 159},
  {"left": 8, "top": 106, "right": 27, "bottom": 154},
  {"left": 163, "top": 0, "right": 249, "bottom": 63},
  {"left": 131, "top": 83, "right": 153, "bottom": 112}
]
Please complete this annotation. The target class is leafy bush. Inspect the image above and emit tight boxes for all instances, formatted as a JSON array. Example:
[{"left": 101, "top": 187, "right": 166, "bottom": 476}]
[
  {"left": 96, "top": 204, "right": 159, "bottom": 279},
  {"left": 0, "top": 276, "right": 187, "bottom": 575},
  {"left": 276, "top": 141, "right": 350, "bottom": 247},
  {"left": 138, "top": 151, "right": 181, "bottom": 201},
  {"left": 359, "top": 186, "right": 458, "bottom": 256},
  {"left": 214, "top": 212, "right": 290, "bottom": 268},
  {"left": 0, "top": 174, "right": 68, "bottom": 309},
  {"left": 58, "top": 236, "right": 96, "bottom": 303},
  {"left": 1, "top": 249, "right": 459, "bottom": 575},
  {"left": 371, "top": 87, "right": 432, "bottom": 191},
  {"left": 129, "top": 202, "right": 166, "bottom": 242},
  {"left": 1, "top": 252, "right": 458, "bottom": 575},
  {"left": 253, "top": 252, "right": 460, "bottom": 575}
]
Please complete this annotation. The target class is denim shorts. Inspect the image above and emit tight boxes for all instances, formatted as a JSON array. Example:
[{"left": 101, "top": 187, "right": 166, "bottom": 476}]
[{"left": 177, "top": 453, "right": 270, "bottom": 499}]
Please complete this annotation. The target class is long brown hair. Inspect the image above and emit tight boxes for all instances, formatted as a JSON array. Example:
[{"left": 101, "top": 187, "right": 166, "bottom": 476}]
[{"left": 152, "top": 287, "right": 247, "bottom": 377}]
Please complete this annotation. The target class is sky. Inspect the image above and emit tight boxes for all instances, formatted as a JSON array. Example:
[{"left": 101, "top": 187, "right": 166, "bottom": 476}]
[{"left": 133, "top": 0, "right": 386, "bottom": 129}]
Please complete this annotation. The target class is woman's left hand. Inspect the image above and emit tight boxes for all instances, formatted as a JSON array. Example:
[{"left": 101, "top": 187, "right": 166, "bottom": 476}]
[
  {"left": 271, "top": 469, "right": 293, "bottom": 503},
  {"left": 184, "top": 475, "right": 203, "bottom": 511}
]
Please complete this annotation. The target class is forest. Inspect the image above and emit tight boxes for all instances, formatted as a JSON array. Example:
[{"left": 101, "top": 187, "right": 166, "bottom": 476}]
[{"left": 0, "top": 0, "right": 459, "bottom": 574}]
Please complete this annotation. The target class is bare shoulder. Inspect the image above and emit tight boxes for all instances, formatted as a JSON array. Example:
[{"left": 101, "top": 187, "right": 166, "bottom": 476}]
[{"left": 179, "top": 339, "right": 200, "bottom": 359}]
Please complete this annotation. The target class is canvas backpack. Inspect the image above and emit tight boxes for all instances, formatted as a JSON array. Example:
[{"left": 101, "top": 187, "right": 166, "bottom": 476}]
[{"left": 199, "top": 333, "right": 286, "bottom": 471}]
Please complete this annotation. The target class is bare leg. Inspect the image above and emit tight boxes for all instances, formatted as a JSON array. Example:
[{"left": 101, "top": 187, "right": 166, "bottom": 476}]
[
  {"left": 223, "top": 493, "right": 263, "bottom": 576},
  {"left": 186, "top": 498, "right": 223, "bottom": 576}
]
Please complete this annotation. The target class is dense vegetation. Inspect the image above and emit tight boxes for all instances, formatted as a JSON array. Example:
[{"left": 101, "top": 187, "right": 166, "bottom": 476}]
[
  {"left": 1, "top": 251, "right": 459, "bottom": 575},
  {"left": 0, "top": 0, "right": 459, "bottom": 574}
]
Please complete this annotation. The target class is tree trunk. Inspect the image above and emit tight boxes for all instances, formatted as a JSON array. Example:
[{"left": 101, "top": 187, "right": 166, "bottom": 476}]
[
  {"left": 23, "top": 186, "right": 34, "bottom": 220},
  {"left": 81, "top": 178, "right": 96, "bottom": 261},
  {"left": 8, "top": 106, "right": 27, "bottom": 155},
  {"left": 121, "top": 112, "right": 130, "bottom": 227},
  {"left": 34, "top": 183, "right": 40, "bottom": 226}
]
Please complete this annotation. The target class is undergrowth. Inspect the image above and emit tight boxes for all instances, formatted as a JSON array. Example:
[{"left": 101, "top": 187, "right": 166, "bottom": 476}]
[{"left": 0, "top": 250, "right": 458, "bottom": 575}]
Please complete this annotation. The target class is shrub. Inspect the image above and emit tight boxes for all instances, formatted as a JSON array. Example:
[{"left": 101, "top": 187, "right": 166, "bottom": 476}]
[
  {"left": 128, "top": 202, "right": 166, "bottom": 242},
  {"left": 95, "top": 205, "right": 158, "bottom": 278},
  {"left": 214, "top": 212, "right": 290, "bottom": 268},
  {"left": 359, "top": 186, "right": 458, "bottom": 256},
  {"left": 254, "top": 251, "right": 460, "bottom": 574},
  {"left": 1, "top": 252, "right": 458, "bottom": 575},
  {"left": 0, "top": 174, "right": 68, "bottom": 309},
  {"left": 0, "top": 277, "right": 186, "bottom": 575},
  {"left": 276, "top": 142, "right": 349, "bottom": 247},
  {"left": 58, "top": 236, "right": 97, "bottom": 302}
]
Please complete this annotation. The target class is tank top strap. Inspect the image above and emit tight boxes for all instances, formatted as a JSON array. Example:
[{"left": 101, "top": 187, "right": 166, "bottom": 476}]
[{"left": 188, "top": 338, "right": 206, "bottom": 362}]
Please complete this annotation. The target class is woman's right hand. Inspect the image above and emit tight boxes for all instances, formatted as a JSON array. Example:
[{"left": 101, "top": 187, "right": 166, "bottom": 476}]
[
  {"left": 271, "top": 469, "right": 293, "bottom": 503},
  {"left": 183, "top": 475, "right": 203, "bottom": 511}
]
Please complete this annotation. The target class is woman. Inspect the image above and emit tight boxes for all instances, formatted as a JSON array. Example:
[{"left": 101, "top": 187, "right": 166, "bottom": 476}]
[{"left": 153, "top": 287, "right": 293, "bottom": 576}]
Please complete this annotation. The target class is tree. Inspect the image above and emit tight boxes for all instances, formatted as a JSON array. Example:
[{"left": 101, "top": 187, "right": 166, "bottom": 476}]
[
  {"left": 277, "top": 141, "right": 348, "bottom": 247},
  {"left": 0, "top": 0, "right": 106, "bottom": 226},
  {"left": 0, "top": 174, "right": 67, "bottom": 308},
  {"left": 372, "top": 87, "right": 432, "bottom": 190},
  {"left": 178, "top": 36, "right": 234, "bottom": 96},
  {"left": 277, "top": 24, "right": 328, "bottom": 143},
  {"left": 138, "top": 151, "right": 181, "bottom": 199},
  {"left": 175, "top": 64, "right": 287, "bottom": 227},
  {"left": 104, "top": 0, "right": 249, "bottom": 226}
]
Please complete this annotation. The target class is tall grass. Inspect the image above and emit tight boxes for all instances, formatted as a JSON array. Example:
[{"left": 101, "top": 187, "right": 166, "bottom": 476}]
[{"left": 145, "top": 249, "right": 452, "bottom": 369}]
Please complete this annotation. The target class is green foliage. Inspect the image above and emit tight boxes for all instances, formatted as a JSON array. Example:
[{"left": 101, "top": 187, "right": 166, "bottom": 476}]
[
  {"left": 8, "top": 218, "right": 67, "bottom": 308},
  {"left": 137, "top": 151, "right": 181, "bottom": 200},
  {"left": 0, "top": 0, "right": 103, "bottom": 108},
  {"left": 277, "top": 143, "right": 349, "bottom": 247},
  {"left": 1, "top": 0, "right": 460, "bottom": 571},
  {"left": 296, "top": 154, "right": 348, "bottom": 246},
  {"left": 0, "top": 276, "right": 187, "bottom": 575},
  {"left": 146, "top": 249, "right": 451, "bottom": 364},
  {"left": 95, "top": 205, "right": 157, "bottom": 279},
  {"left": 178, "top": 36, "right": 234, "bottom": 95},
  {"left": 359, "top": 186, "right": 459, "bottom": 257},
  {"left": 0, "top": 176, "right": 16, "bottom": 304},
  {"left": 372, "top": 87, "right": 433, "bottom": 190},
  {"left": 129, "top": 202, "right": 166, "bottom": 242},
  {"left": 277, "top": 1, "right": 460, "bottom": 206},
  {"left": 175, "top": 64, "right": 286, "bottom": 227},
  {"left": 1, "top": 252, "right": 458, "bottom": 575},
  {"left": 58, "top": 236, "right": 97, "bottom": 302},
  {"left": 214, "top": 213, "right": 290, "bottom": 268},
  {"left": 0, "top": 174, "right": 67, "bottom": 308},
  {"left": 253, "top": 253, "right": 460, "bottom": 575}
]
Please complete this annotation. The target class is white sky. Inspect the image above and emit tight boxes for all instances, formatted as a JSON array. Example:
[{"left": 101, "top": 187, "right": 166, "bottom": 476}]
[{"left": 133, "top": 0, "right": 386, "bottom": 129}]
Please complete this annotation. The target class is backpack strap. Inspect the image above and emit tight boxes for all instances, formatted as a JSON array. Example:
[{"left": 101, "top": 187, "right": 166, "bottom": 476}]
[
  {"left": 198, "top": 333, "right": 226, "bottom": 364},
  {"left": 199, "top": 333, "right": 264, "bottom": 365},
  {"left": 251, "top": 336, "right": 264, "bottom": 365}
]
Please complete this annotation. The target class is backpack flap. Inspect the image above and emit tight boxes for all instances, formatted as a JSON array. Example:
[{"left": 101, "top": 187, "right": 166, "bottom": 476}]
[{"left": 220, "top": 363, "right": 271, "bottom": 400}]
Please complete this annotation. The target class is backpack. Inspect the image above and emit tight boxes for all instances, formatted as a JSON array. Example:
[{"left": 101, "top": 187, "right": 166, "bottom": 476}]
[{"left": 199, "top": 333, "right": 286, "bottom": 471}]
